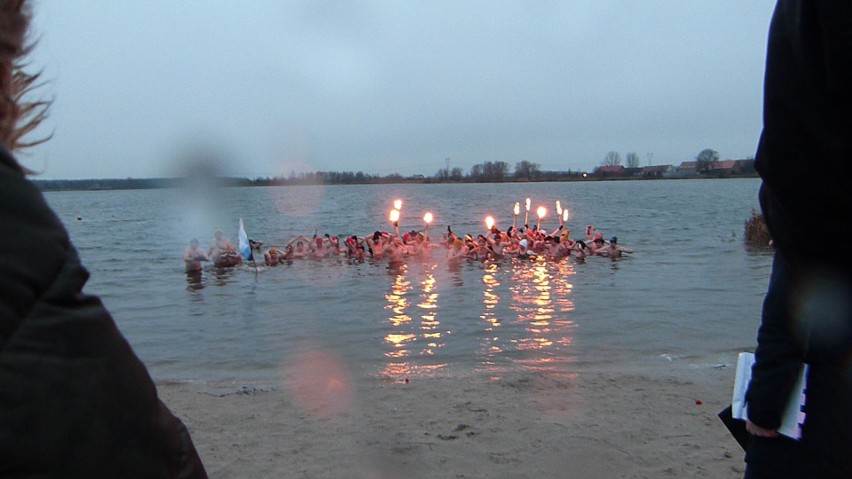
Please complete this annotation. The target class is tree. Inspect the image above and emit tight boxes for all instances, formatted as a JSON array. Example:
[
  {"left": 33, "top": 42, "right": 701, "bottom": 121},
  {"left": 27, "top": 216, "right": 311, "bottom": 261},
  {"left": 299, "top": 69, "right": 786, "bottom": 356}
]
[
  {"left": 626, "top": 152, "right": 640, "bottom": 169},
  {"left": 470, "top": 161, "right": 509, "bottom": 182},
  {"left": 695, "top": 148, "right": 720, "bottom": 173},
  {"left": 450, "top": 167, "right": 464, "bottom": 180},
  {"left": 514, "top": 160, "right": 541, "bottom": 181},
  {"left": 602, "top": 151, "right": 622, "bottom": 166}
]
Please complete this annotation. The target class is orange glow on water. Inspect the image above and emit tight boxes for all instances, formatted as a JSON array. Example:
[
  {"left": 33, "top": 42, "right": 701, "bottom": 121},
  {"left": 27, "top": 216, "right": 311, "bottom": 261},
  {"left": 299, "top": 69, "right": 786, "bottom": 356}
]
[{"left": 377, "top": 249, "right": 578, "bottom": 380}]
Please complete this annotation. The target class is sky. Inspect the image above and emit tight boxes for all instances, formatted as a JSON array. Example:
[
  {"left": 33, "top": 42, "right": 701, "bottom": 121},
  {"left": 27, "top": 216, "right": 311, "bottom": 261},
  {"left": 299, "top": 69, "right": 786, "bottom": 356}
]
[{"left": 22, "top": 1, "right": 777, "bottom": 180}]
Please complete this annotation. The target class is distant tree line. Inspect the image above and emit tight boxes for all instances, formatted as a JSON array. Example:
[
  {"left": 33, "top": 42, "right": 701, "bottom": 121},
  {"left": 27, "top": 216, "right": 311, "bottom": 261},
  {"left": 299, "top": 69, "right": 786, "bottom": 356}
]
[{"left": 33, "top": 149, "right": 743, "bottom": 192}]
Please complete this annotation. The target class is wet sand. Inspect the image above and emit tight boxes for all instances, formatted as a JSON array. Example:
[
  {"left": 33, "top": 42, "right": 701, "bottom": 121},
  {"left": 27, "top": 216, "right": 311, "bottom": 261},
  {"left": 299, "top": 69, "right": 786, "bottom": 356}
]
[{"left": 159, "top": 364, "right": 746, "bottom": 479}]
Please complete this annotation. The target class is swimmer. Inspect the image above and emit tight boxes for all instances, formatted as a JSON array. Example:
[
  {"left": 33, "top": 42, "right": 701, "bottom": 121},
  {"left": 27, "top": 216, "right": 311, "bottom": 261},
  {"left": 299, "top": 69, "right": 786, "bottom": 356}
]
[
  {"left": 603, "top": 236, "right": 633, "bottom": 258},
  {"left": 209, "top": 230, "right": 241, "bottom": 266},
  {"left": 366, "top": 231, "right": 387, "bottom": 258},
  {"left": 263, "top": 245, "right": 287, "bottom": 266},
  {"left": 183, "top": 239, "right": 209, "bottom": 272}
]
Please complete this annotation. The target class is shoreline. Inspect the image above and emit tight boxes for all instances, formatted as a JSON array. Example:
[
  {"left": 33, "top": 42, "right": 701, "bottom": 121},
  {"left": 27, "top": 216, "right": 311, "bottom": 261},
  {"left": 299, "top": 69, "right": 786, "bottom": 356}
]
[{"left": 158, "top": 363, "right": 746, "bottom": 478}]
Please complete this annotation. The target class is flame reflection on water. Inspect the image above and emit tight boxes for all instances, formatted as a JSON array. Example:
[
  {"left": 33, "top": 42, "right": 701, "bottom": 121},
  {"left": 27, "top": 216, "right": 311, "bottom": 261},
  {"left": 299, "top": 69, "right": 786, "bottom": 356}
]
[{"left": 382, "top": 255, "right": 577, "bottom": 380}]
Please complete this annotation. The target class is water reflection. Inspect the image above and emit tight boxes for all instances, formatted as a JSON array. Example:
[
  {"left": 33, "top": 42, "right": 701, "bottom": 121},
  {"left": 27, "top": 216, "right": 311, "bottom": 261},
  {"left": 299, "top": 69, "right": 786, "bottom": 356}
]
[
  {"left": 417, "top": 268, "right": 442, "bottom": 356},
  {"left": 382, "top": 269, "right": 415, "bottom": 378},
  {"left": 507, "top": 258, "right": 577, "bottom": 373},
  {"left": 382, "top": 263, "right": 449, "bottom": 379},
  {"left": 381, "top": 256, "right": 578, "bottom": 380},
  {"left": 480, "top": 262, "right": 502, "bottom": 364},
  {"left": 185, "top": 270, "right": 205, "bottom": 291}
]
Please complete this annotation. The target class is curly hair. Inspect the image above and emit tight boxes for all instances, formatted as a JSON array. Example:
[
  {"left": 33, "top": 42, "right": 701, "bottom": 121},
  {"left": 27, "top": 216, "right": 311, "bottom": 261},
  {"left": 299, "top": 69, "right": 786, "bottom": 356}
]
[{"left": 0, "top": 0, "right": 49, "bottom": 158}]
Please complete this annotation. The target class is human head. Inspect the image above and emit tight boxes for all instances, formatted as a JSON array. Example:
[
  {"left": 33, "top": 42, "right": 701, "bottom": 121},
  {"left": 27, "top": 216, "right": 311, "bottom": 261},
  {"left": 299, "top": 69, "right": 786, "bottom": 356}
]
[
  {"left": 610, "top": 236, "right": 617, "bottom": 244},
  {"left": 0, "top": 0, "right": 49, "bottom": 157}
]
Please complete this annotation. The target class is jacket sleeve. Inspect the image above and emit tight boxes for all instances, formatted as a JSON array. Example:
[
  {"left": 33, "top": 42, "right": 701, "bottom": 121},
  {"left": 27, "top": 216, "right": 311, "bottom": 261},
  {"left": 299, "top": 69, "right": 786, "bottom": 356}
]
[
  {"left": 744, "top": 255, "right": 804, "bottom": 430},
  {"left": 0, "top": 150, "right": 206, "bottom": 478}
]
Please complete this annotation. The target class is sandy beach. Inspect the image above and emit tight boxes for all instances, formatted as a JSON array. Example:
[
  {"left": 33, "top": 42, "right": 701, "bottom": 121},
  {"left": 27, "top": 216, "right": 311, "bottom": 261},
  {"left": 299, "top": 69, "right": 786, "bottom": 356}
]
[{"left": 158, "top": 362, "right": 746, "bottom": 479}]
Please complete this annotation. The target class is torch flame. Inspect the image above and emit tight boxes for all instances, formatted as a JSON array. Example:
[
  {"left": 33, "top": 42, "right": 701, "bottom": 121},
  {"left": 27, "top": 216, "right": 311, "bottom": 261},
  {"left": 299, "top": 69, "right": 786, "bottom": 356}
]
[
  {"left": 485, "top": 216, "right": 495, "bottom": 230},
  {"left": 393, "top": 199, "right": 403, "bottom": 210},
  {"left": 513, "top": 202, "right": 520, "bottom": 216},
  {"left": 423, "top": 212, "right": 433, "bottom": 224},
  {"left": 556, "top": 200, "right": 562, "bottom": 215},
  {"left": 562, "top": 209, "right": 569, "bottom": 223},
  {"left": 525, "top": 198, "right": 531, "bottom": 212},
  {"left": 389, "top": 209, "right": 400, "bottom": 223},
  {"left": 537, "top": 206, "right": 546, "bottom": 220}
]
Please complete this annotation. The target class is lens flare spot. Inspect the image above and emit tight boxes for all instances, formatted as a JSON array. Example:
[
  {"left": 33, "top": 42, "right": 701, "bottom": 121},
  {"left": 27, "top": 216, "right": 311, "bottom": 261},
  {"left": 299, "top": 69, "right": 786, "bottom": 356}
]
[{"left": 284, "top": 347, "right": 353, "bottom": 418}]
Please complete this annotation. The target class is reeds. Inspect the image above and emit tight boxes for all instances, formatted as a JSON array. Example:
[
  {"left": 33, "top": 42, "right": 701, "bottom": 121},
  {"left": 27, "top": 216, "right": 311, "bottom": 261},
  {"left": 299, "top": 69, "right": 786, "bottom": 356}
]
[{"left": 744, "top": 208, "right": 772, "bottom": 247}]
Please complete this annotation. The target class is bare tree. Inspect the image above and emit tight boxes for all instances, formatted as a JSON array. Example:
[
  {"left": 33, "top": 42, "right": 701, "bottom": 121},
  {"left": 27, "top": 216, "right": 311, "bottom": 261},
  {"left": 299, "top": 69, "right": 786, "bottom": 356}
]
[
  {"left": 602, "top": 151, "right": 622, "bottom": 166},
  {"left": 514, "top": 160, "right": 541, "bottom": 181},
  {"left": 626, "top": 152, "right": 640, "bottom": 168}
]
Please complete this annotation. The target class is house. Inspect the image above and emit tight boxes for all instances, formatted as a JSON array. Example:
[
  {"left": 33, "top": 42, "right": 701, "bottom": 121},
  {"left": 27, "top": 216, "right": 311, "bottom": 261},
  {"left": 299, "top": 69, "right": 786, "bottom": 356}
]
[
  {"left": 671, "top": 161, "right": 699, "bottom": 178},
  {"left": 710, "top": 160, "right": 739, "bottom": 176},
  {"left": 640, "top": 165, "right": 674, "bottom": 178},
  {"left": 594, "top": 165, "right": 627, "bottom": 178},
  {"left": 734, "top": 159, "right": 756, "bottom": 174}
]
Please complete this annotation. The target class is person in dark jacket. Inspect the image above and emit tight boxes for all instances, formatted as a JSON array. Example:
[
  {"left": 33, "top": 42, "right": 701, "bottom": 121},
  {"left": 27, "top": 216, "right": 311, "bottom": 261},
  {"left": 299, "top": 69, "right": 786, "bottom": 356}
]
[
  {"left": 0, "top": 1, "right": 207, "bottom": 477},
  {"left": 743, "top": 1, "right": 852, "bottom": 477}
]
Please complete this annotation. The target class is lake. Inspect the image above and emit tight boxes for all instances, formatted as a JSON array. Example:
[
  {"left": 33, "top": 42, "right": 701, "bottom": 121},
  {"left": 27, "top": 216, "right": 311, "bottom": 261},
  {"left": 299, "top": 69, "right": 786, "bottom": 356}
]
[{"left": 44, "top": 178, "right": 771, "bottom": 384}]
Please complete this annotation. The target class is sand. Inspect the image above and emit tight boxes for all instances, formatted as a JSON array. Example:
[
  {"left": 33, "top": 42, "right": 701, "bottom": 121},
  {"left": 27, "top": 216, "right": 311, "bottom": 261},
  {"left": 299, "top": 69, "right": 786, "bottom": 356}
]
[{"left": 158, "top": 360, "right": 747, "bottom": 479}]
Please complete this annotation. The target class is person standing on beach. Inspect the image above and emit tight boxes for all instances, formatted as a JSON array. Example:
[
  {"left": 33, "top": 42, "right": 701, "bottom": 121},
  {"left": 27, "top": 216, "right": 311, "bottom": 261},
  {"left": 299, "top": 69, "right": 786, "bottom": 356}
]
[
  {"left": 0, "top": 2, "right": 207, "bottom": 477},
  {"left": 743, "top": 2, "right": 852, "bottom": 478}
]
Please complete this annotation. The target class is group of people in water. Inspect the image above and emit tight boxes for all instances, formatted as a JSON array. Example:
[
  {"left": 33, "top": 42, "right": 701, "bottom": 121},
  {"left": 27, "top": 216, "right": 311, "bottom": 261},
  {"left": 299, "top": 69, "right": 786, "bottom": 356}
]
[{"left": 183, "top": 222, "right": 633, "bottom": 272}]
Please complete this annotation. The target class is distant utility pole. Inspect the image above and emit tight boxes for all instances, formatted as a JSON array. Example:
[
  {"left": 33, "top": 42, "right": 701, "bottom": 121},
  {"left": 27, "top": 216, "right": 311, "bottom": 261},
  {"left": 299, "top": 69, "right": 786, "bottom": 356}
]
[
  {"left": 445, "top": 157, "right": 451, "bottom": 180},
  {"left": 646, "top": 152, "right": 654, "bottom": 167}
]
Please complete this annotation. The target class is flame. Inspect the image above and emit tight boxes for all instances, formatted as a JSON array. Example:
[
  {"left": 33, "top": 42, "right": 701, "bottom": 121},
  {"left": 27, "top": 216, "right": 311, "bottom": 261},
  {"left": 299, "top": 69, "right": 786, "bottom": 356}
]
[
  {"left": 513, "top": 202, "right": 520, "bottom": 216},
  {"left": 525, "top": 198, "right": 531, "bottom": 212},
  {"left": 562, "top": 209, "right": 569, "bottom": 223},
  {"left": 423, "top": 212, "right": 433, "bottom": 224},
  {"left": 537, "top": 206, "right": 547, "bottom": 219},
  {"left": 389, "top": 209, "right": 400, "bottom": 222},
  {"left": 556, "top": 200, "right": 562, "bottom": 215},
  {"left": 393, "top": 199, "right": 403, "bottom": 210},
  {"left": 485, "top": 216, "right": 495, "bottom": 230}
]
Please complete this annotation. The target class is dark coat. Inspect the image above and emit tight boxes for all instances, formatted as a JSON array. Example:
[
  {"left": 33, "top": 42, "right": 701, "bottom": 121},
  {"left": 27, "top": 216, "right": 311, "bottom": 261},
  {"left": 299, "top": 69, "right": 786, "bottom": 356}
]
[
  {"left": 0, "top": 147, "right": 207, "bottom": 478},
  {"left": 747, "top": 1, "right": 852, "bottom": 477}
]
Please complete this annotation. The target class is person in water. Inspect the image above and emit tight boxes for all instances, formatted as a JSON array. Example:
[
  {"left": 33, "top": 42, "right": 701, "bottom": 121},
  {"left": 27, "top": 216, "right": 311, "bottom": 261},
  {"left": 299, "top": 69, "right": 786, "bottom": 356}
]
[
  {"left": 183, "top": 238, "right": 210, "bottom": 272},
  {"left": 209, "top": 230, "right": 239, "bottom": 265},
  {"left": 604, "top": 236, "right": 633, "bottom": 259},
  {"left": 263, "top": 245, "right": 288, "bottom": 266}
]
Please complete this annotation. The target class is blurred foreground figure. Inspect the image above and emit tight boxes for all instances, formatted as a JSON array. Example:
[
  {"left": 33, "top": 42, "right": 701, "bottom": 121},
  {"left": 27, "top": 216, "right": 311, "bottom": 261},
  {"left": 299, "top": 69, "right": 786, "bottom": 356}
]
[
  {"left": 0, "top": 1, "right": 207, "bottom": 477},
  {"left": 744, "top": 1, "right": 852, "bottom": 478}
]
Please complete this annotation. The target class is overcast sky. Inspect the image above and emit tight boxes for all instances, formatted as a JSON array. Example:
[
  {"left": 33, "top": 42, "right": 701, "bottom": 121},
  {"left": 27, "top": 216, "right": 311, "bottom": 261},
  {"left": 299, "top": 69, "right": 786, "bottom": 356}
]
[{"left": 23, "top": 1, "right": 776, "bottom": 180}]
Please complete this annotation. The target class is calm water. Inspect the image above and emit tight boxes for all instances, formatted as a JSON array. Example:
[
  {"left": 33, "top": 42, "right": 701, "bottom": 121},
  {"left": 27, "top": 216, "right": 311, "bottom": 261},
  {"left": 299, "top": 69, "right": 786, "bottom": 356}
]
[{"left": 44, "top": 179, "right": 772, "bottom": 384}]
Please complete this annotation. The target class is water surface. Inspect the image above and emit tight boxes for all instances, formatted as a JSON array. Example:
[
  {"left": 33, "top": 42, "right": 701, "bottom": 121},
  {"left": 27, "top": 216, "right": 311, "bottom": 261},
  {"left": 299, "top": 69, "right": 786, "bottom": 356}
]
[{"left": 45, "top": 179, "right": 771, "bottom": 383}]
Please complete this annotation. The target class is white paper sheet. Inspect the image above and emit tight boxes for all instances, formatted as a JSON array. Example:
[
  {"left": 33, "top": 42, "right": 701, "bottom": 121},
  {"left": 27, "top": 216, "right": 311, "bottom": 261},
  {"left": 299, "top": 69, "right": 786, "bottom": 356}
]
[{"left": 730, "top": 351, "right": 808, "bottom": 441}]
